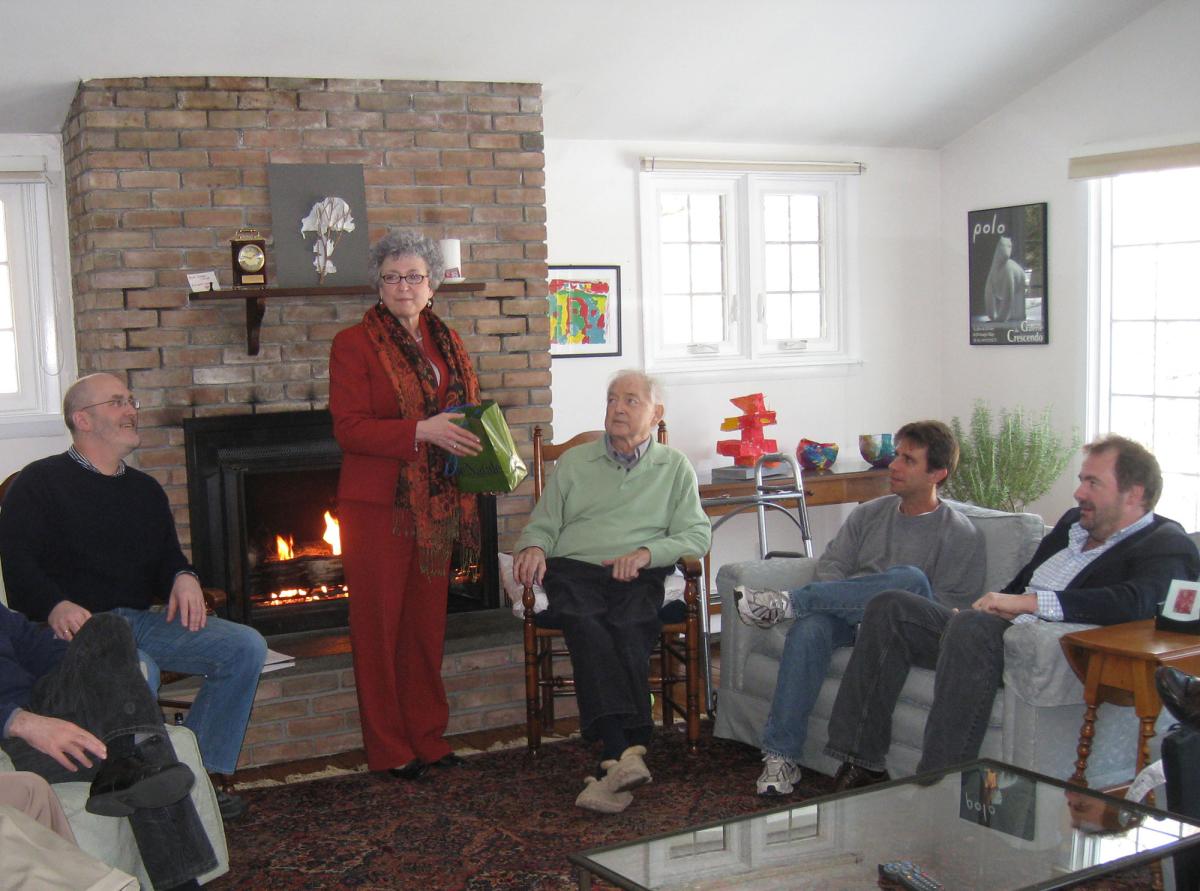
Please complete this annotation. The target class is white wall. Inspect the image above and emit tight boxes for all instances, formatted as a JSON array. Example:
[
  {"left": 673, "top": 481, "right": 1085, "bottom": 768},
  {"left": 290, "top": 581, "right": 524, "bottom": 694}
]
[
  {"left": 0, "top": 133, "right": 74, "bottom": 480},
  {"left": 938, "top": 0, "right": 1200, "bottom": 518},
  {"left": 544, "top": 138, "right": 942, "bottom": 565}
]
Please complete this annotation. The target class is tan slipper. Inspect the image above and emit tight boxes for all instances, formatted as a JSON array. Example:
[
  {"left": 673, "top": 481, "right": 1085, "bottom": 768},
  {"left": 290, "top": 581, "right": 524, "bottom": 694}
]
[
  {"left": 605, "top": 745, "right": 652, "bottom": 793},
  {"left": 575, "top": 774, "right": 633, "bottom": 813}
]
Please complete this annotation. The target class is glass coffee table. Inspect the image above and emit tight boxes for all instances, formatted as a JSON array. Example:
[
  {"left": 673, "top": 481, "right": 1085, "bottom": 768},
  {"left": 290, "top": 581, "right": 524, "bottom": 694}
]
[{"left": 570, "top": 759, "right": 1200, "bottom": 890}]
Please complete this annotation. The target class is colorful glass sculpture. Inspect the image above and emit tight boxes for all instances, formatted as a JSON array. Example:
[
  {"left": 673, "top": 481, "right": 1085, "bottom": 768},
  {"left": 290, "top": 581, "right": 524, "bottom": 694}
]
[
  {"left": 797, "top": 438, "right": 839, "bottom": 471},
  {"left": 715, "top": 393, "right": 779, "bottom": 467}
]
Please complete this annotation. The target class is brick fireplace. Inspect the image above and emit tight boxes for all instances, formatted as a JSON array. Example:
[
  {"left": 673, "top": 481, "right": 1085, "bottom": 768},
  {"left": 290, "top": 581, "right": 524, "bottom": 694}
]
[
  {"left": 59, "top": 76, "right": 551, "bottom": 563},
  {"left": 56, "top": 76, "right": 557, "bottom": 764}
]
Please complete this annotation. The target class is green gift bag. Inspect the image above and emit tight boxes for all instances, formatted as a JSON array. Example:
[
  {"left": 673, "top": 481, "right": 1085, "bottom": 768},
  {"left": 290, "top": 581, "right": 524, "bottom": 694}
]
[{"left": 450, "top": 401, "right": 529, "bottom": 493}]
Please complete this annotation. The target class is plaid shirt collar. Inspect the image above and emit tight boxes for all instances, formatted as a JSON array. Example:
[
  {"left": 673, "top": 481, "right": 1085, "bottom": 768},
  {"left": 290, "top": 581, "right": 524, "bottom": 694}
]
[{"left": 68, "top": 445, "right": 126, "bottom": 477}]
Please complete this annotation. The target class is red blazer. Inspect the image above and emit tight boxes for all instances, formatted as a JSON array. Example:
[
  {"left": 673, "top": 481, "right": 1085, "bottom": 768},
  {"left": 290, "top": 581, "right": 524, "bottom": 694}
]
[{"left": 328, "top": 317, "right": 457, "bottom": 506}]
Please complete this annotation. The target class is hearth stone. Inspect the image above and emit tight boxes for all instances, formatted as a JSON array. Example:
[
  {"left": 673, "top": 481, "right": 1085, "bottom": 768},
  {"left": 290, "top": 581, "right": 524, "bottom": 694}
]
[{"left": 159, "top": 610, "right": 555, "bottom": 770}]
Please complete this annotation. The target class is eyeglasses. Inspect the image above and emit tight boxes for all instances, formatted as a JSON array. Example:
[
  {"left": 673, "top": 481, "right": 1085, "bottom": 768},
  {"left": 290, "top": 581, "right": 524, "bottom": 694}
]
[
  {"left": 380, "top": 272, "right": 430, "bottom": 286},
  {"left": 80, "top": 396, "right": 141, "bottom": 411}
]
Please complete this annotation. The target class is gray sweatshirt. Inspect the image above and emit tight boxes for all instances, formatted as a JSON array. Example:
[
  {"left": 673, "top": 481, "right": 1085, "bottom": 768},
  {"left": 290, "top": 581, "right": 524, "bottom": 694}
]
[{"left": 814, "top": 494, "right": 986, "bottom": 610}]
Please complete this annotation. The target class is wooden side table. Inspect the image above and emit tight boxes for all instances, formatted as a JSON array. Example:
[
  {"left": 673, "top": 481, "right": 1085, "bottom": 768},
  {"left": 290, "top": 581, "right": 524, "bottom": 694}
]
[{"left": 1061, "top": 619, "right": 1200, "bottom": 786}]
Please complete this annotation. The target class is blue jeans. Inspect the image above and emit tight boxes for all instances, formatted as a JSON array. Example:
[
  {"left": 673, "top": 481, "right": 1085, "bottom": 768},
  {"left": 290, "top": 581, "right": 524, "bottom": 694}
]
[
  {"left": 115, "top": 607, "right": 267, "bottom": 775},
  {"left": 759, "top": 565, "right": 933, "bottom": 762}
]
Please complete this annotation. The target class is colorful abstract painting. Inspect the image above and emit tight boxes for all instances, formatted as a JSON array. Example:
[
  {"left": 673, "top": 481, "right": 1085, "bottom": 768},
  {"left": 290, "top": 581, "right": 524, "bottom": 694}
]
[{"left": 547, "top": 265, "right": 622, "bottom": 357}]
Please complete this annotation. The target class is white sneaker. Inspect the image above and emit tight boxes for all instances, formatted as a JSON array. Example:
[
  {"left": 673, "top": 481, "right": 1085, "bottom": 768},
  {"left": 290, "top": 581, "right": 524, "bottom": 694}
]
[
  {"left": 734, "top": 585, "right": 795, "bottom": 628},
  {"left": 757, "top": 753, "right": 801, "bottom": 796}
]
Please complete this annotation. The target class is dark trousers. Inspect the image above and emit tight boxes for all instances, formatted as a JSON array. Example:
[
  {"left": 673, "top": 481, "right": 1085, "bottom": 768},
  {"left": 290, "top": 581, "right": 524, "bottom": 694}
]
[
  {"left": 823, "top": 589, "right": 1008, "bottom": 773},
  {"left": 542, "top": 557, "right": 670, "bottom": 742},
  {"left": 0, "top": 613, "right": 217, "bottom": 889}
]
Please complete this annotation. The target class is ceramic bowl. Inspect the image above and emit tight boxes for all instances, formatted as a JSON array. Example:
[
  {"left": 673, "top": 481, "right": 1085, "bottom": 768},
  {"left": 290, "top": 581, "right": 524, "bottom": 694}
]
[
  {"left": 797, "top": 439, "right": 838, "bottom": 471},
  {"left": 858, "top": 433, "right": 896, "bottom": 468}
]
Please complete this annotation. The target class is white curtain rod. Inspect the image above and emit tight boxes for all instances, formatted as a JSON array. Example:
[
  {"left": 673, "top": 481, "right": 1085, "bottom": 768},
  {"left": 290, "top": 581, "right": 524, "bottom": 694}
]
[
  {"left": 1068, "top": 143, "right": 1200, "bottom": 179},
  {"left": 0, "top": 155, "right": 47, "bottom": 173},
  {"left": 641, "top": 157, "right": 866, "bottom": 175}
]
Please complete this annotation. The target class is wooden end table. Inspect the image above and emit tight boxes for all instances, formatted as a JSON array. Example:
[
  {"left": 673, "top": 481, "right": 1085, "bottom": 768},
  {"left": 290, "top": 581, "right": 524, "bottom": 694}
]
[{"left": 1061, "top": 618, "right": 1200, "bottom": 786}]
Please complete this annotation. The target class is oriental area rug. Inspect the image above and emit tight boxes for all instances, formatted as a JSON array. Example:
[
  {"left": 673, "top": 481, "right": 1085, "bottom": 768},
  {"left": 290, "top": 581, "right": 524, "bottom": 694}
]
[{"left": 208, "top": 726, "right": 1153, "bottom": 890}]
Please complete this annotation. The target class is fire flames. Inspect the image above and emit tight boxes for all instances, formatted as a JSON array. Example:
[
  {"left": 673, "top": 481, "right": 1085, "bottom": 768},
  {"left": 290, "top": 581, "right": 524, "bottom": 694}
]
[
  {"left": 259, "top": 510, "right": 348, "bottom": 608},
  {"left": 322, "top": 510, "right": 341, "bottom": 555}
]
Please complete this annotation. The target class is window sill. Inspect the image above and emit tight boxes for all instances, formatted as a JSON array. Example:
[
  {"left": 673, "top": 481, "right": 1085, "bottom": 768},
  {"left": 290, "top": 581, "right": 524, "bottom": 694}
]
[
  {"left": 647, "top": 355, "right": 863, "bottom": 386},
  {"left": 0, "top": 414, "right": 68, "bottom": 439}
]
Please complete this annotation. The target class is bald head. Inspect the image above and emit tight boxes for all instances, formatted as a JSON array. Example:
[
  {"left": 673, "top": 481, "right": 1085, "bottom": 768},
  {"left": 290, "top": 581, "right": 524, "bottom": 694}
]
[{"left": 63, "top": 373, "right": 127, "bottom": 433}]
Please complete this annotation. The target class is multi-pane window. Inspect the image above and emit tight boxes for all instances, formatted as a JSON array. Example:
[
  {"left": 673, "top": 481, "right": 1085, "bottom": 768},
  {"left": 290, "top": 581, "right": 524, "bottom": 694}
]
[
  {"left": 762, "top": 192, "right": 823, "bottom": 344},
  {"left": 0, "top": 198, "right": 16, "bottom": 394},
  {"left": 659, "top": 191, "right": 727, "bottom": 346},
  {"left": 0, "top": 172, "right": 73, "bottom": 433},
  {"left": 640, "top": 170, "right": 851, "bottom": 375},
  {"left": 1090, "top": 166, "right": 1200, "bottom": 529}
]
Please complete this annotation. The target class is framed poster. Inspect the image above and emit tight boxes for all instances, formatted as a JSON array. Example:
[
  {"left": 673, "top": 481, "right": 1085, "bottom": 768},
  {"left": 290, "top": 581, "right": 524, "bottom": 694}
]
[
  {"left": 547, "top": 265, "right": 622, "bottom": 358},
  {"left": 968, "top": 203, "right": 1048, "bottom": 346}
]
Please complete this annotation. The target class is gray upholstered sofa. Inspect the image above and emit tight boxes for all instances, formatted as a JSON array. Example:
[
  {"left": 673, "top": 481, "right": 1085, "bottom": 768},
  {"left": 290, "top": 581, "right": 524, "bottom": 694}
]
[{"left": 713, "top": 500, "right": 1175, "bottom": 789}]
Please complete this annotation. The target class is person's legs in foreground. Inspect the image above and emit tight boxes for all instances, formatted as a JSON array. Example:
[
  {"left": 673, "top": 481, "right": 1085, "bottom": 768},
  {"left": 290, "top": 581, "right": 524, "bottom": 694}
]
[
  {"left": 0, "top": 613, "right": 217, "bottom": 890},
  {"left": 0, "top": 772, "right": 75, "bottom": 842},
  {"left": 751, "top": 566, "right": 934, "bottom": 795},
  {"left": 116, "top": 606, "right": 265, "bottom": 822},
  {"left": 916, "top": 609, "right": 1009, "bottom": 773},
  {"left": 823, "top": 590, "right": 952, "bottom": 789},
  {"left": 544, "top": 557, "right": 667, "bottom": 813}
]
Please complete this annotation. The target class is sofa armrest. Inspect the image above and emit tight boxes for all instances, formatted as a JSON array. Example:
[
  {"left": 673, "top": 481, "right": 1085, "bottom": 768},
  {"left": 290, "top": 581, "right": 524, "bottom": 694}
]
[
  {"left": 1002, "top": 620, "right": 1098, "bottom": 708},
  {"left": 715, "top": 557, "right": 819, "bottom": 600},
  {"left": 715, "top": 558, "right": 818, "bottom": 695}
]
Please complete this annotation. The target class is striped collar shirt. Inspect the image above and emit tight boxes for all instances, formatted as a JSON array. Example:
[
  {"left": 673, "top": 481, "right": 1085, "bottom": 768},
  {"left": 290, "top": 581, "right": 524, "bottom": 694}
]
[
  {"left": 605, "top": 434, "right": 652, "bottom": 470},
  {"left": 1014, "top": 511, "right": 1155, "bottom": 623},
  {"left": 68, "top": 445, "right": 126, "bottom": 477}
]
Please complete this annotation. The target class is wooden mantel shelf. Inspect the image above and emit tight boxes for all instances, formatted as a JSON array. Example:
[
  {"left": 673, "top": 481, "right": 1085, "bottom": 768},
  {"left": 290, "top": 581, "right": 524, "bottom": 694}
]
[{"left": 189, "top": 281, "right": 487, "bottom": 355}]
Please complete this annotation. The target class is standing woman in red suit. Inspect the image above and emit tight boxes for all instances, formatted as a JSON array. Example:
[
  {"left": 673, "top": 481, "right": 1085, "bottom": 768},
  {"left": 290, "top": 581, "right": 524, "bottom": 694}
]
[{"left": 329, "top": 230, "right": 483, "bottom": 778}]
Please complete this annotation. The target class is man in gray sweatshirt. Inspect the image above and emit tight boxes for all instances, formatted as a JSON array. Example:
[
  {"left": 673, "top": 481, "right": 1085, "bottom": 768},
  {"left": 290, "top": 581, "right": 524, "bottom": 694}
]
[{"left": 735, "top": 420, "right": 985, "bottom": 795}]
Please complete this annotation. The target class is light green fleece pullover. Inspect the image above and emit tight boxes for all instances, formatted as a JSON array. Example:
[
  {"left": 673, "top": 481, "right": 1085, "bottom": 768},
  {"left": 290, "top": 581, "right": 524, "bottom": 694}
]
[{"left": 515, "top": 439, "right": 711, "bottom": 567}]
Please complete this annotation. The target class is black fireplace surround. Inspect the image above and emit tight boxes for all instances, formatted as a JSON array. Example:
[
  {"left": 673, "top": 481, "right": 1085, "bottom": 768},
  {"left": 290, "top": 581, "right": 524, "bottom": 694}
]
[{"left": 183, "top": 410, "right": 499, "bottom": 637}]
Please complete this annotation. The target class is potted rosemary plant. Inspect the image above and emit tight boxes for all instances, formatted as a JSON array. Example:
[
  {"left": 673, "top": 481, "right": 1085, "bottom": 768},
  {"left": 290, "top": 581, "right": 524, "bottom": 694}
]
[{"left": 942, "top": 400, "right": 1076, "bottom": 513}]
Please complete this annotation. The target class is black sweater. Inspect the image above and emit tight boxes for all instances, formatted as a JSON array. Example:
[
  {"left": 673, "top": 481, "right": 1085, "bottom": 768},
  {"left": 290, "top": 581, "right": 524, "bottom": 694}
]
[
  {"left": 0, "top": 453, "right": 193, "bottom": 621},
  {"left": 1002, "top": 508, "right": 1200, "bottom": 626}
]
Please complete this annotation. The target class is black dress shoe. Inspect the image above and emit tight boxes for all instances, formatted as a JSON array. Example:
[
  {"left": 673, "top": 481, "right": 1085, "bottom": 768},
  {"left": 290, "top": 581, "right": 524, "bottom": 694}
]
[
  {"left": 87, "top": 751, "right": 195, "bottom": 817},
  {"left": 388, "top": 759, "right": 428, "bottom": 780},
  {"left": 432, "top": 752, "right": 466, "bottom": 768},
  {"left": 831, "top": 762, "right": 890, "bottom": 793},
  {"left": 215, "top": 788, "right": 249, "bottom": 822},
  {"left": 1157, "top": 666, "right": 1200, "bottom": 728}
]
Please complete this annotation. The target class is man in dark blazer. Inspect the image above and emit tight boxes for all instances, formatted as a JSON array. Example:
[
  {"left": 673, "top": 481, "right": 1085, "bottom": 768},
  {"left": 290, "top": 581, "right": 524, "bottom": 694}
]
[{"left": 823, "top": 434, "right": 1200, "bottom": 790}]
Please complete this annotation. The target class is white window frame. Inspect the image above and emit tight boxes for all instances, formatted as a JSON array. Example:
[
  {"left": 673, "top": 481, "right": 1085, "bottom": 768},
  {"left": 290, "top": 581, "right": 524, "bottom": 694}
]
[
  {"left": 0, "top": 148, "right": 76, "bottom": 438},
  {"left": 1085, "top": 167, "right": 1200, "bottom": 532},
  {"left": 639, "top": 168, "right": 855, "bottom": 380}
]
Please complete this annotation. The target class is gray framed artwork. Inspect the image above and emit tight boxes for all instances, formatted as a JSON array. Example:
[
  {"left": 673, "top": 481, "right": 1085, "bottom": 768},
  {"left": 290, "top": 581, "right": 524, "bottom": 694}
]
[{"left": 267, "top": 164, "right": 369, "bottom": 287}]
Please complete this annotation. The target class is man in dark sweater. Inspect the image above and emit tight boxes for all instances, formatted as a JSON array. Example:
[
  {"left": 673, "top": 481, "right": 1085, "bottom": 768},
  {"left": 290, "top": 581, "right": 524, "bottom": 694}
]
[
  {"left": 824, "top": 435, "right": 1200, "bottom": 791},
  {"left": 0, "top": 373, "right": 266, "bottom": 821}
]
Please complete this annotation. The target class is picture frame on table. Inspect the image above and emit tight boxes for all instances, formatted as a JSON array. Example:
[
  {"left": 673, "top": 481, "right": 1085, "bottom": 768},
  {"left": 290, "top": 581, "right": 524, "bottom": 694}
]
[
  {"left": 1157, "top": 579, "right": 1200, "bottom": 633},
  {"left": 547, "top": 265, "right": 622, "bottom": 358},
  {"left": 967, "top": 202, "right": 1048, "bottom": 346}
]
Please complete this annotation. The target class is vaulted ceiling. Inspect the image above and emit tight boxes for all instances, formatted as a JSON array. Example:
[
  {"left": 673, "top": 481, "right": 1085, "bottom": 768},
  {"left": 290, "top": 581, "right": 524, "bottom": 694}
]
[{"left": 1, "top": 0, "right": 1162, "bottom": 147}]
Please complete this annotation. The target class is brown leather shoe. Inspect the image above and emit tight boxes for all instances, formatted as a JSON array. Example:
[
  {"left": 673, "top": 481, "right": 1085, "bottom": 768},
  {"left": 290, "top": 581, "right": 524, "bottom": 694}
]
[{"left": 832, "top": 762, "right": 890, "bottom": 793}]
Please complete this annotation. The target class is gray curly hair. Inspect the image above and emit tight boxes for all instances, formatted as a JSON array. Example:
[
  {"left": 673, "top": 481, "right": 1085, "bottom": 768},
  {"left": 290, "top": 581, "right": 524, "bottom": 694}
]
[{"left": 367, "top": 229, "right": 445, "bottom": 290}]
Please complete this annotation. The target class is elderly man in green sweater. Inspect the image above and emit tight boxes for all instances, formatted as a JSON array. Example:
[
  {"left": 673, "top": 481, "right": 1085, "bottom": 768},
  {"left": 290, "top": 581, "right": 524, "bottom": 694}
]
[{"left": 513, "top": 370, "right": 711, "bottom": 814}]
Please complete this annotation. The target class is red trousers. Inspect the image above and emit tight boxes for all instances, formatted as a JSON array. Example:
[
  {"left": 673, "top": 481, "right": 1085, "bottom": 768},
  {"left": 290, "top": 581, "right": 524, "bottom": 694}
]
[{"left": 339, "top": 499, "right": 453, "bottom": 770}]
